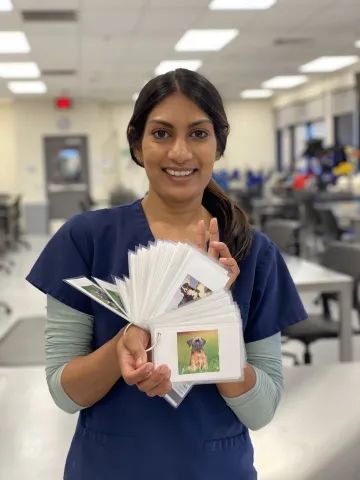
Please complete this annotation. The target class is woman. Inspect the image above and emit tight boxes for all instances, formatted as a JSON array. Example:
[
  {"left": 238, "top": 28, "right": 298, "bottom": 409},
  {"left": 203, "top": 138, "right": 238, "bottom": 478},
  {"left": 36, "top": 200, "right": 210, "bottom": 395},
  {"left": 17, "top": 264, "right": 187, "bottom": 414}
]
[{"left": 26, "top": 69, "right": 307, "bottom": 479}]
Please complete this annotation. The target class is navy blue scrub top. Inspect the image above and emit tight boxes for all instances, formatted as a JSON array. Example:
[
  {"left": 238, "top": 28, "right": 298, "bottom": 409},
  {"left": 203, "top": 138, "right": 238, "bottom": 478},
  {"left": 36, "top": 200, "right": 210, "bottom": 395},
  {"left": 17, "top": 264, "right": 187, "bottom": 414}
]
[{"left": 26, "top": 199, "right": 307, "bottom": 480}]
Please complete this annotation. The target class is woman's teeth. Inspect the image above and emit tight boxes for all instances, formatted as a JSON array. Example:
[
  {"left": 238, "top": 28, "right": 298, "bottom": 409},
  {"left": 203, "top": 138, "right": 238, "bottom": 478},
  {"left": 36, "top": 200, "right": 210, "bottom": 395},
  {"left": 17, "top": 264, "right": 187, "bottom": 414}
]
[{"left": 165, "top": 169, "right": 194, "bottom": 177}]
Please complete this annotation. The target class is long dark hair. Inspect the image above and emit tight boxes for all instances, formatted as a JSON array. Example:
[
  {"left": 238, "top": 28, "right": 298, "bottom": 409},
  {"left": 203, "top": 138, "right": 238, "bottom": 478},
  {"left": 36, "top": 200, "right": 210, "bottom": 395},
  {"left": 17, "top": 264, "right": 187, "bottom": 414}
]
[{"left": 127, "top": 68, "right": 252, "bottom": 263}]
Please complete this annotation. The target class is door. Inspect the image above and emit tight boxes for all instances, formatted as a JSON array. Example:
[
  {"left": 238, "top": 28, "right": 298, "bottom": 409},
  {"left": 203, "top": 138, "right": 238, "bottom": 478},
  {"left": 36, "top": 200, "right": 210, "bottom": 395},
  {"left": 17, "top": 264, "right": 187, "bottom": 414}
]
[{"left": 44, "top": 136, "right": 90, "bottom": 223}]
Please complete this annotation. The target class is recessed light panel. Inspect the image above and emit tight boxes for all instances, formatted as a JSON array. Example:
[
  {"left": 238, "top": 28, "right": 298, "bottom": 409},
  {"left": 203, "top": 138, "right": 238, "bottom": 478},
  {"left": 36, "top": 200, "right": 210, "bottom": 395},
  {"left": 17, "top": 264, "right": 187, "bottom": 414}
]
[{"left": 175, "top": 29, "right": 239, "bottom": 52}]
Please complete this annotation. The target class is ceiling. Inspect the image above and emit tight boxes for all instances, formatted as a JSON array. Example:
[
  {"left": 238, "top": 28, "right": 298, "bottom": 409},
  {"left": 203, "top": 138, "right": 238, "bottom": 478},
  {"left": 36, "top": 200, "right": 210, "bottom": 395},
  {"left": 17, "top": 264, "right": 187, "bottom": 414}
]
[{"left": 0, "top": 0, "right": 360, "bottom": 102}]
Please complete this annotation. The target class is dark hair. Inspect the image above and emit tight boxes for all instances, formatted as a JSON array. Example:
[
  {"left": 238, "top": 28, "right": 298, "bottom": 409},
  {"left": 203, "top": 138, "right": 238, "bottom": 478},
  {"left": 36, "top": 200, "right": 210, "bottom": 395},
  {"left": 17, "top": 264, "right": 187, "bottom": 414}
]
[{"left": 127, "top": 68, "right": 252, "bottom": 263}]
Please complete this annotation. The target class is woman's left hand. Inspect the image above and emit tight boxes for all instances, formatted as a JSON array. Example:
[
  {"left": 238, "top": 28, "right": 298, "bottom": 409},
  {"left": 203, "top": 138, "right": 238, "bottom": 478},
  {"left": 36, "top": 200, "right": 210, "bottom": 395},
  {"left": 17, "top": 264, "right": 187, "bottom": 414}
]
[{"left": 196, "top": 218, "right": 240, "bottom": 289}]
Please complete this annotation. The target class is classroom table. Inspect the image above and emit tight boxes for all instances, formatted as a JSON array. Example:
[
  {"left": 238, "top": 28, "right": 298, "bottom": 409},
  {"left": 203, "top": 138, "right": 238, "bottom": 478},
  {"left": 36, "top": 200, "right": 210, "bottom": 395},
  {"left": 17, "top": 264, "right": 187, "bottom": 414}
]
[
  {"left": 1, "top": 364, "right": 359, "bottom": 480},
  {"left": 284, "top": 255, "right": 354, "bottom": 362}
]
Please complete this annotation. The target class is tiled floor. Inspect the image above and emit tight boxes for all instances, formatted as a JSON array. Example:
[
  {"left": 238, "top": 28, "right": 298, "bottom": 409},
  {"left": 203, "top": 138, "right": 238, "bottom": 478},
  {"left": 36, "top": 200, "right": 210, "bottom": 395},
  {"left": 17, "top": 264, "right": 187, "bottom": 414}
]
[{"left": 1, "top": 236, "right": 360, "bottom": 479}]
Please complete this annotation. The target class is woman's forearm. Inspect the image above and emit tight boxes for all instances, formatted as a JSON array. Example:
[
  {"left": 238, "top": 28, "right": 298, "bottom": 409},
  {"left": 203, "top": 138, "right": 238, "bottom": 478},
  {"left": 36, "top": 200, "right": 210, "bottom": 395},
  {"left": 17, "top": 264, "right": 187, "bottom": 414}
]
[{"left": 61, "top": 329, "right": 123, "bottom": 408}]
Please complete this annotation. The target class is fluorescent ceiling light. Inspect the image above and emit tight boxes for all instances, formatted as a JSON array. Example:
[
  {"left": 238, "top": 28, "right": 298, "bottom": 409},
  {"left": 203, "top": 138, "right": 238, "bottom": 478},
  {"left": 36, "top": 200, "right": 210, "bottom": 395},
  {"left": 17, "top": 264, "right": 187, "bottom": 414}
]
[
  {"left": 0, "top": 32, "right": 31, "bottom": 54},
  {"left": 155, "top": 60, "right": 202, "bottom": 76},
  {"left": 8, "top": 81, "right": 47, "bottom": 94},
  {"left": 175, "top": 29, "right": 239, "bottom": 52},
  {"left": 0, "top": 62, "right": 40, "bottom": 78},
  {"left": 262, "top": 76, "right": 308, "bottom": 89},
  {"left": 210, "top": 0, "right": 277, "bottom": 10},
  {"left": 241, "top": 89, "right": 273, "bottom": 99},
  {"left": 299, "top": 56, "right": 359, "bottom": 73},
  {"left": 0, "top": 0, "right": 13, "bottom": 12}
]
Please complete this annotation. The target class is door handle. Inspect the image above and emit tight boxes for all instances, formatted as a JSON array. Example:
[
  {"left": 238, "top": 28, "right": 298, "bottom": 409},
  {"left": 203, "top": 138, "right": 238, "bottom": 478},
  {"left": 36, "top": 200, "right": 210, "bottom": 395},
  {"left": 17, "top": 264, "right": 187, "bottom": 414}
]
[{"left": 48, "top": 183, "right": 88, "bottom": 193}]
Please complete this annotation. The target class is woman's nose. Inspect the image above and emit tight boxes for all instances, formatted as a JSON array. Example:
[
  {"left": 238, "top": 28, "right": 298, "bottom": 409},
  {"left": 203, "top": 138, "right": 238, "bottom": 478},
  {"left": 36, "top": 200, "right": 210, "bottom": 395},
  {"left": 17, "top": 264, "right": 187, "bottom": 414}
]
[{"left": 168, "top": 138, "right": 193, "bottom": 163}]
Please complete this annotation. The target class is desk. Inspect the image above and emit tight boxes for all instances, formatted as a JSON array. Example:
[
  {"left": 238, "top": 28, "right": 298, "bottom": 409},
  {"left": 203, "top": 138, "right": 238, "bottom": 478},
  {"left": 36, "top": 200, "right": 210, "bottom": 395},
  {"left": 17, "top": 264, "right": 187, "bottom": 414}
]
[
  {"left": 1, "top": 364, "right": 359, "bottom": 480},
  {"left": 284, "top": 255, "right": 353, "bottom": 362}
]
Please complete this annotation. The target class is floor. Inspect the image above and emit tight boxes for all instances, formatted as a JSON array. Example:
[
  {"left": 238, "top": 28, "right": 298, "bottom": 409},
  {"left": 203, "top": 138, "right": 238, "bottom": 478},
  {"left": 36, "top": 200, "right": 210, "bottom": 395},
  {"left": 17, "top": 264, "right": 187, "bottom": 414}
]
[{"left": 1, "top": 236, "right": 360, "bottom": 479}]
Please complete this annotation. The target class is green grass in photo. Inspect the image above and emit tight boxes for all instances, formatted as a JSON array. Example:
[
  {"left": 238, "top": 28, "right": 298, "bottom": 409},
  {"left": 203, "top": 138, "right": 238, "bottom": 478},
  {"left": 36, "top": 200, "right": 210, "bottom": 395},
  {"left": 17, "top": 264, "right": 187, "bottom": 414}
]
[
  {"left": 82, "top": 285, "right": 120, "bottom": 311},
  {"left": 177, "top": 330, "right": 220, "bottom": 375}
]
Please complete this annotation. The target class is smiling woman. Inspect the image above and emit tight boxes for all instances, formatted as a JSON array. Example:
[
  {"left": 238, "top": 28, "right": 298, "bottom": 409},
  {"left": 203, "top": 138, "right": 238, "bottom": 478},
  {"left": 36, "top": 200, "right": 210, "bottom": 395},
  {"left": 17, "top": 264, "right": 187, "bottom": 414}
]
[
  {"left": 26, "top": 67, "right": 307, "bottom": 480},
  {"left": 127, "top": 68, "right": 252, "bottom": 261}
]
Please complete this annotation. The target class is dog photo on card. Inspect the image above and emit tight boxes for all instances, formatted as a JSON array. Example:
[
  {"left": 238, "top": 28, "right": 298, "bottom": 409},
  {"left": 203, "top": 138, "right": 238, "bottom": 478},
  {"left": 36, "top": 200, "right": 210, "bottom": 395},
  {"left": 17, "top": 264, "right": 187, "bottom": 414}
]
[
  {"left": 167, "top": 275, "right": 213, "bottom": 311},
  {"left": 153, "top": 323, "right": 243, "bottom": 384},
  {"left": 177, "top": 329, "right": 219, "bottom": 375}
]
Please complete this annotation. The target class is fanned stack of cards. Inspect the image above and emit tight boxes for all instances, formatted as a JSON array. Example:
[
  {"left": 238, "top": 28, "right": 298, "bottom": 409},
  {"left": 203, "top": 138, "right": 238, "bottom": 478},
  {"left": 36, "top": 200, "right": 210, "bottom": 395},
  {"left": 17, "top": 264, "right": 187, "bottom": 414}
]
[{"left": 64, "top": 241, "right": 246, "bottom": 408}]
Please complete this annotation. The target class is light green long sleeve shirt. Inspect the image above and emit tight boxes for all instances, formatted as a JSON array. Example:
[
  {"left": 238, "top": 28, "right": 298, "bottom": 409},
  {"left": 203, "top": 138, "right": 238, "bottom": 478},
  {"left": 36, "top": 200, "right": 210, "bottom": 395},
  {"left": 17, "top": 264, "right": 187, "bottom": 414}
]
[{"left": 45, "top": 295, "right": 284, "bottom": 431}]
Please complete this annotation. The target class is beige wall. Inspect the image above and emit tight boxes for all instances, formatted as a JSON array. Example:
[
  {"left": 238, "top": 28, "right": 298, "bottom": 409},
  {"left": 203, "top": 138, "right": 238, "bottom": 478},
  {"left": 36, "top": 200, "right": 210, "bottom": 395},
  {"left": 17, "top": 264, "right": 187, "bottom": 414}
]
[
  {"left": 0, "top": 97, "right": 275, "bottom": 206},
  {"left": 225, "top": 100, "right": 275, "bottom": 171},
  {"left": 0, "top": 101, "right": 16, "bottom": 193}
]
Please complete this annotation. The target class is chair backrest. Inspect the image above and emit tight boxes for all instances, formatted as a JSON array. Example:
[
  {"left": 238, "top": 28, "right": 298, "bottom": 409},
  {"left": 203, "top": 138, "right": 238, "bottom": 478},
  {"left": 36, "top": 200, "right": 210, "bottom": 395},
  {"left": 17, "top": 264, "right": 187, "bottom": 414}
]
[
  {"left": 320, "top": 242, "right": 360, "bottom": 318},
  {"left": 263, "top": 219, "right": 299, "bottom": 255},
  {"left": 316, "top": 208, "right": 341, "bottom": 240}
]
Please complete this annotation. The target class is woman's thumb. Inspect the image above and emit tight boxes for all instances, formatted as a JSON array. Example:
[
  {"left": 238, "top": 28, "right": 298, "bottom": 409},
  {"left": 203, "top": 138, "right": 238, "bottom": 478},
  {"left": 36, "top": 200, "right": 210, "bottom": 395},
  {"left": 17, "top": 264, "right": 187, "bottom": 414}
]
[{"left": 128, "top": 336, "right": 147, "bottom": 369}]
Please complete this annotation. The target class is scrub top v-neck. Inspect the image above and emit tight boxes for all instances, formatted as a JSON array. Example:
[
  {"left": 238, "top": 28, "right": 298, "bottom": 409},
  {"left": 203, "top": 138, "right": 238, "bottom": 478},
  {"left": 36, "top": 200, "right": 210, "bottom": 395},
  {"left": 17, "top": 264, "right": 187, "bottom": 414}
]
[{"left": 26, "top": 199, "right": 307, "bottom": 480}]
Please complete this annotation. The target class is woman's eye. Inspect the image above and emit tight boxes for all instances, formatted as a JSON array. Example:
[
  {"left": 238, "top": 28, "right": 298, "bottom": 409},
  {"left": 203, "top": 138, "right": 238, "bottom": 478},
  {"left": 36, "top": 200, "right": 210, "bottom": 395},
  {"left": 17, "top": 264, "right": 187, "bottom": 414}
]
[
  {"left": 153, "top": 129, "right": 169, "bottom": 139},
  {"left": 191, "top": 130, "right": 208, "bottom": 139}
]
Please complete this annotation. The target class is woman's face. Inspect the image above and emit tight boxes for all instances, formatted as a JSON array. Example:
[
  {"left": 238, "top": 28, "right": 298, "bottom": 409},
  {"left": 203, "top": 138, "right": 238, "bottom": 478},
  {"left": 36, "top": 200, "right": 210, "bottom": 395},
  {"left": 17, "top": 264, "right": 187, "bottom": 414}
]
[{"left": 138, "top": 92, "right": 218, "bottom": 204}]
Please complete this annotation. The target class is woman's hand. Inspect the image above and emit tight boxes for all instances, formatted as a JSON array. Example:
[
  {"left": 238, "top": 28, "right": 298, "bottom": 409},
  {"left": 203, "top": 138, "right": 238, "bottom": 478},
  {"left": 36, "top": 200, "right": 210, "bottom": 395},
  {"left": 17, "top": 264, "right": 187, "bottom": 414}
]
[
  {"left": 197, "top": 218, "right": 240, "bottom": 289},
  {"left": 117, "top": 325, "right": 172, "bottom": 398}
]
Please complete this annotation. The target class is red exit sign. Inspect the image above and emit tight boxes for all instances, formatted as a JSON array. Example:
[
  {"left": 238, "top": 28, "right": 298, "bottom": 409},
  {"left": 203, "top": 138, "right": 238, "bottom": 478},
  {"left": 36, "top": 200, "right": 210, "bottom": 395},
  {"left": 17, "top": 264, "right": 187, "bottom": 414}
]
[{"left": 55, "top": 97, "right": 73, "bottom": 110}]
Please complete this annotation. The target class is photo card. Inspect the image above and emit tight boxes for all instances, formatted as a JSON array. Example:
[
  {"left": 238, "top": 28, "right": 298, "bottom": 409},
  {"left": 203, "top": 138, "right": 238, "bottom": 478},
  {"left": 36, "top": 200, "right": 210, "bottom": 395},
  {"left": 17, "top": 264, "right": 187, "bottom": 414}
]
[
  {"left": 64, "top": 277, "right": 124, "bottom": 318},
  {"left": 153, "top": 323, "right": 243, "bottom": 385}
]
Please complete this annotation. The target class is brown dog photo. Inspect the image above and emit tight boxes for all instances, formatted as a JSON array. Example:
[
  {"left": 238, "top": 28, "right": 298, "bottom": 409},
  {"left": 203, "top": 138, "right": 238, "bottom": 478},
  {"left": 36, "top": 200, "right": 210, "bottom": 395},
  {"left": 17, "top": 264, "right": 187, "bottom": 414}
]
[{"left": 177, "top": 330, "right": 220, "bottom": 375}]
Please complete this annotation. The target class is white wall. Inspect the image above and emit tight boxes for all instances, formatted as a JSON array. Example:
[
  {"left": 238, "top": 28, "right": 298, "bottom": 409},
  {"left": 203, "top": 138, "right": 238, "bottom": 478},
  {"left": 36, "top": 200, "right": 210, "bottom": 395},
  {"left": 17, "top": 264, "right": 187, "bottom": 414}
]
[
  {"left": 273, "top": 65, "right": 360, "bottom": 146},
  {"left": 0, "top": 101, "right": 16, "bottom": 193},
  {"left": 224, "top": 100, "right": 275, "bottom": 171},
  {"left": 0, "top": 97, "right": 275, "bottom": 208}
]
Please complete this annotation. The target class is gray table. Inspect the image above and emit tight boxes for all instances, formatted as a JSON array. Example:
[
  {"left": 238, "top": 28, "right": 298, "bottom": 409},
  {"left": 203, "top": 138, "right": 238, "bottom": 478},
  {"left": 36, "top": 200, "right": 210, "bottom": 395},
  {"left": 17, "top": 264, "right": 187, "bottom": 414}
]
[
  {"left": 251, "top": 197, "right": 296, "bottom": 228},
  {"left": 284, "top": 255, "right": 354, "bottom": 362}
]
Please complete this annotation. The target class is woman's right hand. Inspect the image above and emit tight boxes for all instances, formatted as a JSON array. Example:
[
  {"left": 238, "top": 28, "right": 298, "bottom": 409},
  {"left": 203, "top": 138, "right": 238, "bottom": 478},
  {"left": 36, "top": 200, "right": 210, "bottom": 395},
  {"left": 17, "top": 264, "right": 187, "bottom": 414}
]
[{"left": 117, "top": 325, "right": 172, "bottom": 398}]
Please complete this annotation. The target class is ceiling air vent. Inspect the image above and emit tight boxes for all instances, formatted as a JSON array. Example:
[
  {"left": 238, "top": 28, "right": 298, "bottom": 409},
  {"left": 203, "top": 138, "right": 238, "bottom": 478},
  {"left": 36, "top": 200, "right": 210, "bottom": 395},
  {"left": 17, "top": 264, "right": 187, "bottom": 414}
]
[
  {"left": 21, "top": 10, "right": 78, "bottom": 22},
  {"left": 274, "top": 37, "right": 312, "bottom": 46},
  {"left": 42, "top": 70, "right": 77, "bottom": 76}
]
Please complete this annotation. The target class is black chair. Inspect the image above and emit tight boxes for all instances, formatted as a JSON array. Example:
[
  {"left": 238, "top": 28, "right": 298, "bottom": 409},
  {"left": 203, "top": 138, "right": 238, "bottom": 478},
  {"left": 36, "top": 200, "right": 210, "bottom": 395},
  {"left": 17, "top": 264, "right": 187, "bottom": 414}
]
[
  {"left": 315, "top": 208, "right": 353, "bottom": 243},
  {"left": 263, "top": 219, "right": 301, "bottom": 256},
  {"left": 0, "top": 231, "right": 12, "bottom": 316},
  {"left": 282, "top": 242, "right": 360, "bottom": 365}
]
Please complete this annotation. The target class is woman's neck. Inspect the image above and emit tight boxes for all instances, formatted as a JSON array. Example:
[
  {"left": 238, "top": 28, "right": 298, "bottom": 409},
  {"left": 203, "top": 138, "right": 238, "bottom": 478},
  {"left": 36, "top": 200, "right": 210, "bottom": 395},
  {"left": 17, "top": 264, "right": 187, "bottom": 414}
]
[{"left": 141, "top": 190, "right": 212, "bottom": 242}]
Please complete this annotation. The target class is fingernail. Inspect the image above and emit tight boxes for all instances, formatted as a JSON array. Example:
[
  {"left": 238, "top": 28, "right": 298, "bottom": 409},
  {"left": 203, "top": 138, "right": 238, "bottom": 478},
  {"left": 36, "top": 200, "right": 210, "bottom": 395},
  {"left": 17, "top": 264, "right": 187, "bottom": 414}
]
[
  {"left": 159, "top": 365, "right": 168, "bottom": 375},
  {"left": 145, "top": 364, "right": 153, "bottom": 373},
  {"left": 136, "top": 358, "right": 143, "bottom": 368}
]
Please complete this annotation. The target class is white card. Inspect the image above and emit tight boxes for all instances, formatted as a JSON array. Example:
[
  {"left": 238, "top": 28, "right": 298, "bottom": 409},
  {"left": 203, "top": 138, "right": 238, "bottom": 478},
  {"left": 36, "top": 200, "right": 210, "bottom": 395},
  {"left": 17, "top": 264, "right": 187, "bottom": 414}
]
[{"left": 153, "top": 323, "right": 243, "bottom": 384}]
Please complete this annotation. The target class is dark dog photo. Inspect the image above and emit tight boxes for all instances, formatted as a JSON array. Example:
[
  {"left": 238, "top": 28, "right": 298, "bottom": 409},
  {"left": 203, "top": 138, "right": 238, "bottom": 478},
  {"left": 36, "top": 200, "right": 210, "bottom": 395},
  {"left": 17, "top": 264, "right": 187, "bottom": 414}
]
[
  {"left": 177, "top": 275, "right": 213, "bottom": 308},
  {"left": 177, "top": 330, "right": 220, "bottom": 375}
]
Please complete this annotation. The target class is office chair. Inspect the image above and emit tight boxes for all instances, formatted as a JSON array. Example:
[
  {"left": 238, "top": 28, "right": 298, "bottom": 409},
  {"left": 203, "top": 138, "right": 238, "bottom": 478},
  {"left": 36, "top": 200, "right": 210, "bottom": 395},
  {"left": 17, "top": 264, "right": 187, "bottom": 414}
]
[
  {"left": 263, "top": 219, "right": 301, "bottom": 256},
  {"left": 282, "top": 242, "right": 360, "bottom": 365},
  {"left": 316, "top": 208, "right": 353, "bottom": 243},
  {"left": 13, "top": 195, "right": 31, "bottom": 250}
]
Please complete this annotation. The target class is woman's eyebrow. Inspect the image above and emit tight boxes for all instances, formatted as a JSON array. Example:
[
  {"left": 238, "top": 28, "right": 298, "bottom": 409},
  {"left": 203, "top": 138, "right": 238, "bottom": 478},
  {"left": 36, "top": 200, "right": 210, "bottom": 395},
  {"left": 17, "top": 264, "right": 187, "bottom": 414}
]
[{"left": 147, "top": 118, "right": 212, "bottom": 128}]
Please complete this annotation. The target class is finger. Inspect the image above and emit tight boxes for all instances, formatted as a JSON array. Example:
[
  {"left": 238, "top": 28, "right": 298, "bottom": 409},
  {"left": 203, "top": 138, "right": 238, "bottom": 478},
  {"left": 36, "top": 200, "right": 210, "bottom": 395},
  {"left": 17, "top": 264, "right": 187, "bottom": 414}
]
[
  {"left": 219, "top": 257, "right": 240, "bottom": 288},
  {"left": 208, "top": 218, "right": 220, "bottom": 259},
  {"left": 147, "top": 379, "right": 173, "bottom": 398},
  {"left": 122, "top": 332, "right": 148, "bottom": 368},
  {"left": 209, "top": 241, "right": 232, "bottom": 260},
  {"left": 137, "top": 365, "right": 170, "bottom": 393},
  {"left": 196, "top": 220, "right": 207, "bottom": 252},
  {"left": 121, "top": 360, "right": 154, "bottom": 386}
]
